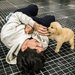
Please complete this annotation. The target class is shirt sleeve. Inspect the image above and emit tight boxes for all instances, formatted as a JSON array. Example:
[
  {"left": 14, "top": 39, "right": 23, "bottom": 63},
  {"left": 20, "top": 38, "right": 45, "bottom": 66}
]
[{"left": 7, "top": 12, "right": 35, "bottom": 27}]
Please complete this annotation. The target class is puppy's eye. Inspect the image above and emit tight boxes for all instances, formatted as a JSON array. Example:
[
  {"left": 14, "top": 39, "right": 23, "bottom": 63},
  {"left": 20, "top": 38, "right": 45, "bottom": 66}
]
[{"left": 51, "top": 27, "right": 54, "bottom": 29}]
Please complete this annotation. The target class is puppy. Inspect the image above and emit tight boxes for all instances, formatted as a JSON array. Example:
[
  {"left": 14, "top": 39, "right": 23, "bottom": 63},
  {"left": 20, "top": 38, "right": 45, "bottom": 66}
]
[
  {"left": 48, "top": 22, "right": 74, "bottom": 53},
  {"left": 17, "top": 47, "right": 46, "bottom": 75}
]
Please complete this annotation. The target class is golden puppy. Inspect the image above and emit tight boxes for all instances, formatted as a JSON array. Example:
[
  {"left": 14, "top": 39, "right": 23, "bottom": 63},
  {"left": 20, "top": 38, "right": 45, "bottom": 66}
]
[{"left": 48, "top": 22, "right": 74, "bottom": 53}]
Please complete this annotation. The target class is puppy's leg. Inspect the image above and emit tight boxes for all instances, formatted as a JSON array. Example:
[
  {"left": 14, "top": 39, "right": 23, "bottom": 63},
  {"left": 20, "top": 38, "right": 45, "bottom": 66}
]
[
  {"left": 55, "top": 42, "right": 62, "bottom": 53},
  {"left": 69, "top": 37, "right": 74, "bottom": 50}
]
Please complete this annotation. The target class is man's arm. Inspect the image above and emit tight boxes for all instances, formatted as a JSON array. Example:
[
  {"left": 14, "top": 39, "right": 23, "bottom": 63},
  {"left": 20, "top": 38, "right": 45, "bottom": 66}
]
[
  {"left": 25, "top": 23, "right": 49, "bottom": 36},
  {"left": 7, "top": 12, "right": 49, "bottom": 35},
  {"left": 7, "top": 12, "right": 35, "bottom": 27}
]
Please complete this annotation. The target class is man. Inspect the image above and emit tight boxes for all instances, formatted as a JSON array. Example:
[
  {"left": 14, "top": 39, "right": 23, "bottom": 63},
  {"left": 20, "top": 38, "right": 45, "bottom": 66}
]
[{"left": 1, "top": 4, "right": 55, "bottom": 74}]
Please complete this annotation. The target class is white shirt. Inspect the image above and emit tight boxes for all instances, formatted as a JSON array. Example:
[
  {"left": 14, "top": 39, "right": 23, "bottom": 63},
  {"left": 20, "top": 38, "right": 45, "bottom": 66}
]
[{"left": 1, "top": 12, "right": 49, "bottom": 64}]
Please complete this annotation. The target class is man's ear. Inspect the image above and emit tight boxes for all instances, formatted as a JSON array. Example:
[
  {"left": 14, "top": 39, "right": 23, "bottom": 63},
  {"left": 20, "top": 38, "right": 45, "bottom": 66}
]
[{"left": 21, "top": 43, "right": 28, "bottom": 52}]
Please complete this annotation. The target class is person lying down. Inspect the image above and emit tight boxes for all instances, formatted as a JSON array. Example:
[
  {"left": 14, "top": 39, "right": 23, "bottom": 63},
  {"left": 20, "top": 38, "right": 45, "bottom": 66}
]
[{"left": 1, "top": 4, "right": 55, "bottom": 74}]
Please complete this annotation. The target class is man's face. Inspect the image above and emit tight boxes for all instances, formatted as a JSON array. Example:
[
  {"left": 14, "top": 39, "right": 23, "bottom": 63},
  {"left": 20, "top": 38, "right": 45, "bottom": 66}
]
[{"left": 27, "top": 39, "right": 43, "bottom": 53}]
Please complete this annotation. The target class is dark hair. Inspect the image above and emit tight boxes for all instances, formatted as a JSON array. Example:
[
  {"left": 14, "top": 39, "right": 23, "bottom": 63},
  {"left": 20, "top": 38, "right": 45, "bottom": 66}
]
[{"left": 17, "top": 48, "right": 46, "bottom": 74}]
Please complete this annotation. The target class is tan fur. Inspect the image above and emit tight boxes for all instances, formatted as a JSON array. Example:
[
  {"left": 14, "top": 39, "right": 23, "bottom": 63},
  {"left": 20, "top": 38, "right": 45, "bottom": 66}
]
[{"left": 48, "top": 22, "right": 74, "bottom": 53}]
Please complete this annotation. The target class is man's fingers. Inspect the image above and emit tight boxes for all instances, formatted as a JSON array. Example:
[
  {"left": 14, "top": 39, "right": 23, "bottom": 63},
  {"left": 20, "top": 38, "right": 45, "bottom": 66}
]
[
  {"left": 25, "top": 26, "right": 33, "bottom": 34},
  {"left": 38, "top": 33, "right": 50, "bottom": 36},
  {"left": 38, "top": 29, "right": 49, "bottom": 34},
  {"left": 38, "top": 27, "right": 48, "bottom": 33},
  {"left": 39, "top": 27, "right": 47, "bottom": 31},
  {"left": 40, "top": 25, "right": 47, "bottom": 29},
  {"left": 37, "top": 28, "right": 49, "bottom": 36}
]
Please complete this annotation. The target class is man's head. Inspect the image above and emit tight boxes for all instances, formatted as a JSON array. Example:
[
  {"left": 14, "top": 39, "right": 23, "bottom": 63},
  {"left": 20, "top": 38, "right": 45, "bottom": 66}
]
[
  {"left": 21, "top": 38, "right": 44, "bottom": 53},
  {"left": 17, "top": 48, "right": 46, "bottom": 74}
]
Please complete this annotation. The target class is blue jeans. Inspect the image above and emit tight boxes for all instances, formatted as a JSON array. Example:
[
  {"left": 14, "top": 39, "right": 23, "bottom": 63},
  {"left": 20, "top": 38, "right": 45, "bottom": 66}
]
[{"left": 15, "top": 4, "right": 55, "bottom": 27}]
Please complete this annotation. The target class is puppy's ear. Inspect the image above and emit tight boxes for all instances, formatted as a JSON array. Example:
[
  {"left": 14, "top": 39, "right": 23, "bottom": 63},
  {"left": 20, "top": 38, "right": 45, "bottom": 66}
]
[{"left": 56, "top": 26, "right": 62, "bottom": 35}]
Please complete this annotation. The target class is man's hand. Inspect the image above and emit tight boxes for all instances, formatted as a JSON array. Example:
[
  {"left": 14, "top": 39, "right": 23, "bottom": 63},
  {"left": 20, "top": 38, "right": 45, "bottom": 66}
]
[
  {"left": 25, "top": 25, "right": 33, "bottom": 34},
  {"left": 34, "top": 22, "right": 49, "bottom": 36}
]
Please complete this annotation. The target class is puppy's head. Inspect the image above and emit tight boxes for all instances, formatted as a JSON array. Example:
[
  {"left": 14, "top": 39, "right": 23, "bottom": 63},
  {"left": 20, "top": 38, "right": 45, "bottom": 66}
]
[
  {"left": 48, "top": 22, "right": 62, "bottom": 35},
  {"left": 17, "top": 48, "right": 46, "bottom": 74}
]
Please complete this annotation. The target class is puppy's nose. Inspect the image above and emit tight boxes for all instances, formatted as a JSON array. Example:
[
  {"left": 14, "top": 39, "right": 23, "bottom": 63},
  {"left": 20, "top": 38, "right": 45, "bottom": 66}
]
[
  {"left": 48, "top": 32, "right": 51, "bottom": 34},
  {"left": 47, "top": 28, "right": 49, "bottom": 31}
]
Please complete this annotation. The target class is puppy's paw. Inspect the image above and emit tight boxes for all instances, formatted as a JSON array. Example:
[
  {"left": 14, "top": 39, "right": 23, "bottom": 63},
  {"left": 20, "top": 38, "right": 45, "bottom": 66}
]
[
  {"left": 70, "top": 46, "right": 74, "bottom": 50},
  {"left": 55, "top": 50, "right": 59, "bottom": 53}
]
